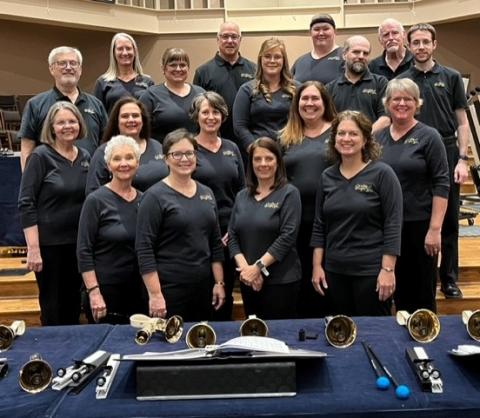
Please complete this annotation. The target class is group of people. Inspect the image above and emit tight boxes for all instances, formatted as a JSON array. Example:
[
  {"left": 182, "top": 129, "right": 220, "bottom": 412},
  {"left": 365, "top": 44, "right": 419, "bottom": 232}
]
[{"left": 17, "top": 14, "right": 468, "bottom": 326}]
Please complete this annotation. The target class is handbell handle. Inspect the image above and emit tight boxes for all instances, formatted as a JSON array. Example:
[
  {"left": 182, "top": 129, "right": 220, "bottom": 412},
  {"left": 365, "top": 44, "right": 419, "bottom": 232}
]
[
  {"left": 10, "top": 320, "right": 26, "bottom": 337},
  {"left": 462, "top": 310, "right": 473, "bottom": 325},
  {"left": 130, "top": 314, "right": 158, "bottom": 329},
  {"left": 396, "top": 310, "right": 410, "bottom": 326}
]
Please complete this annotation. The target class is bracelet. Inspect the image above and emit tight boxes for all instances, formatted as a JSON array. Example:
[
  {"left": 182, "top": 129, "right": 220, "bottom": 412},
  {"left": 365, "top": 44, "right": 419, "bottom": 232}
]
[
  {"left": 381, "top": 266, "right": 394, "bottom": 273},
  {"left": 86, "top": 284, "right": 100, "bottom": 294},
  {"left": 214, "top": 282, "right": 225, "bottom": 286}
]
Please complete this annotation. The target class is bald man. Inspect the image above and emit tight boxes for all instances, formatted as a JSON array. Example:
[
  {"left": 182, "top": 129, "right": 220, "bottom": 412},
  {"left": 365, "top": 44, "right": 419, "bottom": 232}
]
[
  {"left": 369, "top": 18, "right": 413, "bottom": 80},
  {"left": 194, "top": 22, "right": 256, "bottom": 146},
  {"left": 326, "top": 36, "right": 390, "bottom": 132}
]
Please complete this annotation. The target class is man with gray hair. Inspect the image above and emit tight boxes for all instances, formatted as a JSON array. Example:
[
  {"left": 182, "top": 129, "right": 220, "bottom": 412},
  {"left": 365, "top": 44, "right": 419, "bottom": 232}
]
[
  {"left": 194, "top": 22, "right": 256, "bottom": 147},
  {"left": 326, "top": 35, "right": 390, "bottom": 132},
  {"left": 19, "top": 46, "right": 107, "bottom": 170},
  {"left": 369, "top": 18, "right": 413, "bottom": 80}
]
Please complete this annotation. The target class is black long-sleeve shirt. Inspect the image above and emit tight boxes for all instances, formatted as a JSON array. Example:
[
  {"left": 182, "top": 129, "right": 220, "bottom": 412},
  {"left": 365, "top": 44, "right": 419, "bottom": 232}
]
[
  {"left": 18, "top": 144, "right": 90, "bottom": 246},
  {"left": 136, "top": 181, "right": 224, "bottom": 284},
  {"left": 85, "top": 138, "right": 168, "bottom": 194},
  {"left": 311, "top": 161, "right": 403, "bottom": 276},
  {"left": 232, "top": 80, "right": 298, "bottom": 150},
  {"left": 139, "top": 83, "right": 205, "bottom": 143},
  {"left": 283, "top": 129, "right": 331, "bottom": 224},
  {"left": 193, "top": 139, "right": 245, "bottom": 231},
  {"left": 376, "top": 122, "right": 449, "bottom": 222},
  {"left": 77, "top": 186, "right": 142, "bottom": 285},
  {"left": 228, "top": 184, "right": 302, "bottom": 285}
]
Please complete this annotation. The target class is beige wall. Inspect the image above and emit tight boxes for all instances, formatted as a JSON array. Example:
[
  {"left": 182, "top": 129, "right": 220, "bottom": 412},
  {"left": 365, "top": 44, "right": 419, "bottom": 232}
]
[{"left": 1, "top": 17, "right": 479, "bottom": 95}]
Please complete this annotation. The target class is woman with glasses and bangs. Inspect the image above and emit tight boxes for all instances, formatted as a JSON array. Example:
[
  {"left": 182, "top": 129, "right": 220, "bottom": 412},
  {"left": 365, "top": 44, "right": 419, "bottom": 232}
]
[
  {"left": 136, "top": 129, "right": 225, "bottom": 322},
  {"left": 139, "top": 48, "right": 205, "bottom": 143}
]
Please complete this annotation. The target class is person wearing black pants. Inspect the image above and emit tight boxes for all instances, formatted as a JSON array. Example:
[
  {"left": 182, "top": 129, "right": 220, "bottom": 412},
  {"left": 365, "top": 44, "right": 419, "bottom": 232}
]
[
  {"left": 228, "top": 137, "right": 302, "bottom": 320},
  {"left": 398, "top": 23, "right": 469, "bottom": 298},
  {"left": 77, "top": 135, "right": 147, "bottom": 324},
  {"left": 311, "top": 111, "right": 403, "bottom": 317},
  {"left": 18, "top": 102, "right": 90, "bottom": 325},
  {"left": 280, "top": 80, "right": 336, "bottom": 318},
  {"left": 377, "top": 78, "right": 449, "bottom": 313},
  {"left": 190, "top": 92, "right": 245, "bottom": 320}
]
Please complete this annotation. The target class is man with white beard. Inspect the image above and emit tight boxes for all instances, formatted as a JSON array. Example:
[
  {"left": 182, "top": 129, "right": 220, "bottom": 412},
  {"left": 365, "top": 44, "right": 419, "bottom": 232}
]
[
  {"left": 369, "top": 18, "right": 413, "bottom": 80},
  {"left": 326, "top": 36, "right": 390, "bottom": 133}
]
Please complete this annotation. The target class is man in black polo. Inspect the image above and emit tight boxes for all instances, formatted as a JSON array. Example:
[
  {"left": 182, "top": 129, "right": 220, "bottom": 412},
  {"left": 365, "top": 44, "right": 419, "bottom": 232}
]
[
  {"left": 19, "top": 46, "right": 107, "bottom": 170},
  {"left": 399, "top": 23, "right": 469, "bottom": 298},
  {"left": 369, "top": 18, "right": 413, "bottom": 80},
  {"left": 193, "top": 22, "right": 256, "bottom": 145},
  {"left": 326, "top": 35, "right": 390, "bottom": 132}
]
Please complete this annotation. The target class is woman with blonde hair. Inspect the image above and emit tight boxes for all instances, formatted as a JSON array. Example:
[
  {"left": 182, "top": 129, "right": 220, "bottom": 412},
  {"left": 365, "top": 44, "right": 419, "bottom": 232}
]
[
  {"left": 94, "top": 32, "right": 154, "bottom": 113},
  {"left": 280, "top": 80, "right": 336, "bottom": 317},
  {"left": 233, "top": 37, "right": 298, "bottom": 153}
]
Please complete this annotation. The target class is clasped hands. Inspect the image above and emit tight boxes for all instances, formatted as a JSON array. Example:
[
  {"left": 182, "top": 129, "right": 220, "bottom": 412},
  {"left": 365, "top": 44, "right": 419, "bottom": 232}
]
[{"left": 237, "top": 264, "right": 264, "bottom": 291}]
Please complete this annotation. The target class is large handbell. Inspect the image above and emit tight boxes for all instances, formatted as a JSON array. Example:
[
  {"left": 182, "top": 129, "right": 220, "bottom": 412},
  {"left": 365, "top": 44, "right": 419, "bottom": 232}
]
[
  {"left": 19, "top": 354, "right": 53, "bottom": 393},
  {"left": 186, "top": 322, "right": 216, "bottom": 348},
  {"left": 239, "top": 315, "right": 268, "bottom": 337},
  {"left": 325, "top": 315, "right": 357, "bottom": 348},
  {"left": 0, "top": 320, "right": 26, "bottom": 351},
  {"left": 462, "top": 310, "right": 480, "bottom": 341},
  {"left": 130, "top": 314, "right": 184, "bottom": 345},
  {"left": 396, "top": 309, "right": 440, "bottom": 343}
]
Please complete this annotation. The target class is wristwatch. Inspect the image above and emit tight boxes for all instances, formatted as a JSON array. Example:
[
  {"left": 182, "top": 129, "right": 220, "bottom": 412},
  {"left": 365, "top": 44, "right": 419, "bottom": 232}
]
[
  {"left": 458, "top": 154, "right": 469, "bottom": 161},
  {"left": 381, "top": 266, "right": 394, "bottom": 273},
  {"left": 255, "top": 259, "right": 270, "bottom": 277}
]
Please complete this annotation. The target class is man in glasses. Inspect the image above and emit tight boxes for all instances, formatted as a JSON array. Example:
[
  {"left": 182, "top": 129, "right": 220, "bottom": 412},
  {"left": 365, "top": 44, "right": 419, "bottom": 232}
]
[
  {"left": 19, "top": 46, "right": 107, "bottom": 170},
  {"left": 194, "top": 22, "right": 256, "bottom": 147}
]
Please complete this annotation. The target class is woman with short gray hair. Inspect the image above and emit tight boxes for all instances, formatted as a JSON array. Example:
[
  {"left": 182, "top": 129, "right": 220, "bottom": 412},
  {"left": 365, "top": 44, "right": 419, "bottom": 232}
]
[{"left": 77, "top": 135, "right": 147, "bottom": 324}]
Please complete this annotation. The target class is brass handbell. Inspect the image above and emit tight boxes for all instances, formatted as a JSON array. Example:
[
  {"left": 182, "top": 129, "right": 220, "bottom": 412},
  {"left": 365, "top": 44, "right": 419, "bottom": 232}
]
[
  {"left": 19, "top": 354, "right": 53, "bottom": 393},
  {"left": 186, "top": 322, "right": 216, "bottom": 348},
  {"left": 240, "top": 315, "right": 268, "bottom": 337},
  {"left": 0, "top": 320, "right": 26, "bottom": 351},
  {"left": 396, "top": 309, "right": 440, "bottom": 343},
  {"left": 130, "top": 314, "right": 184, "bottom": 345},
  {"left": 462, "top": 310, "right": 480, "bottom": 341},
  {"left": 325, "top": 315, "right": 356, "bottom": 348}
]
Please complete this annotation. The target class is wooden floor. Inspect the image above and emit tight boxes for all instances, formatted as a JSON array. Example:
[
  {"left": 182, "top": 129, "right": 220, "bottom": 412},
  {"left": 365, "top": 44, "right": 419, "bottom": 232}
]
[{"left": 1, "top": 235, "right": 480, "bottom": 326}]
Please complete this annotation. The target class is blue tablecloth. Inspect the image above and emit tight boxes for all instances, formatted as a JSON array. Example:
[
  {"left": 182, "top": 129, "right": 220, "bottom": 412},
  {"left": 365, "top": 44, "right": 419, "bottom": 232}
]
[{"left": 1, "top": 316, "right": 480, "bottom": 417}]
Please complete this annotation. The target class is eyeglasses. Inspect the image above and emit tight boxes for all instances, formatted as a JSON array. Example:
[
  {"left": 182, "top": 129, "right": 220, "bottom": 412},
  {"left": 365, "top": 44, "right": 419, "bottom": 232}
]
[
  {"left": 167, "top": 150, "right": 196, "bottom": 160},
  {"left": 219, "top": 33, "right": 240, "bottom": 41},
  {"left": 391, "top": 97, "right": 415, "bottom": 104},
  {"left": 55, "top": 60, "right": 80, "bottom": 69},
  {"left": 410, "top": 39, "right": 433, "bottom": 47},
  {"left": 166, "top": 62, "right": 188, "bottom": 70}
]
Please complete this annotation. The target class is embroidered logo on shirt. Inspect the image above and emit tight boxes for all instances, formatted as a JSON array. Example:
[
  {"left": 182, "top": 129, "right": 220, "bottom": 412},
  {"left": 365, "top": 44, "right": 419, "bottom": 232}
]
[
  {"left": 223, "top": 150, "right": 235, "bottom": 157},
  {"left": 281, "top": 94, "right": 291, "bottom": 99},
  {"left": 242, "top": 73, "right": 254, "bottom": 79},
  {"left": 81, "top": 160, "right": 90, "bottom": 169},
  {"left": 200, "top": 194, "right": 213, "bottom": 201},
  {"left": 434, "top": 81, "right": 446, "bottom": 89},
  {"left": 83, "top": 108, "right": 96, "bottom": 115},
  {"left": 154, "top": 153, "right": 164, "bottom": 160},
  {"left": 328, "top": 56, "right": 341, "bottom": 61},
  {"left": 264, "top": 202, "right": 279, "bottom": 209},
  {"left": 404, "top": 137, "right": 419, "bottom": 145},
  {"left": 362, "top": 89, "right": 377, "bottom": 96},
  {"left": 354, "top": 183, "right": 373, "bottom": 193},
  {"left": 136, "top": 81, "right": 149, "bottom": 88}
]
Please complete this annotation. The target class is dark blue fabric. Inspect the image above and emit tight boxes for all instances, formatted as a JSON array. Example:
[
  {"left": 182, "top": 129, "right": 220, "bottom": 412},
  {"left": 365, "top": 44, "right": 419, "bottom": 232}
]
[
  {"left": 1, "top": 317, "right": 480, "bottom": 417},
  {"left": 0, "top": 156, "right": 25, "bottom": 246}
]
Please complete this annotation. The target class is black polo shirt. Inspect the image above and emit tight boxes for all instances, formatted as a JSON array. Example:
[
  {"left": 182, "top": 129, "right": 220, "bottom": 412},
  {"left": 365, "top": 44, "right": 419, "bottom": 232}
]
[
  {"left": 291, "top": 47, "right": 344, "bottom": 85},
  {"left": 326, "top": 70, "right": 388, "bottom": 123},
  {"left": 397, "top": 63, "right": 467, "bottom": 138},
  {"left": 93, "top": 74, "right": 154, "bottom": 114},
  {"left": 18, "top": 87, "right": 107, "bottom": 157},
  {"left": 369, "top": 49, "right": 414, "bottom": 80}
]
